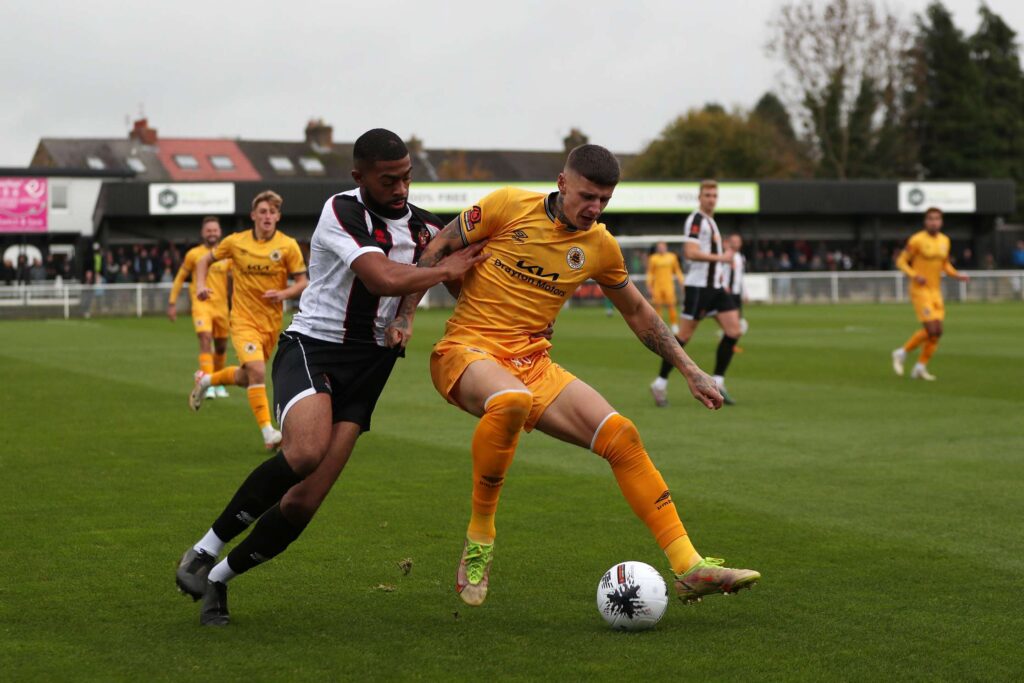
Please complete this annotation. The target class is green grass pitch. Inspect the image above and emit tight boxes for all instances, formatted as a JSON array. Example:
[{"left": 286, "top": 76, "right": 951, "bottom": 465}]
[{"left": 2, "top": 302, "right": 1022, "bottom": 681}]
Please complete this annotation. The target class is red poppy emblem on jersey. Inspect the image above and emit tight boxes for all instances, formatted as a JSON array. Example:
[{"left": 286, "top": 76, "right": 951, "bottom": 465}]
[
  {"left": 374, "top": 228, "right": 388, "bottom": 245},
  {"left": 464, "top": 205, "right": 482, "bottom": 232}
]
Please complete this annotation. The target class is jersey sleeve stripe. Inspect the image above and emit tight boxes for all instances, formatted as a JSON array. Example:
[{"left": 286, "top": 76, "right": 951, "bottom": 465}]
[{"left": 604, "top": 278, "right": 630, "bottom": 290}]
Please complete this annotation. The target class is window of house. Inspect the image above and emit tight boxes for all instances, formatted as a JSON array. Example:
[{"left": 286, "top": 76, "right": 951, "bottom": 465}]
[
  {"left": 86, "top": 156, "right": 106, "bottom": 170},
  {"left": 209, "top": 155, "right": 235, "bottom": 170},
  {"left": 126, "top": 157, "right": 146, "bottom": 173},
  {"left": 299, "top": 156, "right": 325, "bottom": 174},
  {"left": 268, "top": 156, "right": 295, "bottom": 173},
  {"left": 50, "top": 184, "right": 69, "bottom": 210},
  {"left": 173, "top": 154, "right": 199, "bottom": 170}
]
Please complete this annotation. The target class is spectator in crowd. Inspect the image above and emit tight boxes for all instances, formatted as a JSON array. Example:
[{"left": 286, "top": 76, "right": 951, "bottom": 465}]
[
  {"left": 1013, "top": 241, "right": 1024, "bottom": 268},
  {"left": 28, "top": 258, "right": 46, "bottom": 281},
  {"left": 103, "top": 252, "right": 119, "bottom": 283},
  {"left": 1, "top": 259, "right": 14, "bottom": 285},
  {"left": 115, "top": 262, "right": 133, "bottom": 283}
]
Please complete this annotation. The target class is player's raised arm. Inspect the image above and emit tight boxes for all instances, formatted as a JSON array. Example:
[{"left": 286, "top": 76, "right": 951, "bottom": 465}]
[{"left": 604, "top": 280, "right": 723, "bottom": 410}]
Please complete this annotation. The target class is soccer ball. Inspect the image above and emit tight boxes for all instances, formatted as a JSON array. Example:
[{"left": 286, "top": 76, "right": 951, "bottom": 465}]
[{"left": 596, "top": 561, "right": 669, "bottom": 631}]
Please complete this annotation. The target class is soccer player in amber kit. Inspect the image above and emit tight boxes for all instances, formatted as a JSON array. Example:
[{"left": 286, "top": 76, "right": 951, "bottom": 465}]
[
  {"left": 891, "top": 207, "right": 969, "bottom": 381},
  {"left": 395, "top": 145, "right": 760, "bottom": 607}
]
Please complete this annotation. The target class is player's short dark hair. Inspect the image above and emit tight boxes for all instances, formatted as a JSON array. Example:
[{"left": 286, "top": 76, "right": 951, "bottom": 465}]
[
  {"left": 201, "top": 215, "right": 219, "bottom": 226},
  {"left": 353, "top": 128, "right": 409, "bottom": 166},
  {"left": 924, "top": 206, "right": 943, "bottom": 217},
  {"left": 565, "top": 144, "right": 620, "bottom": 187}
]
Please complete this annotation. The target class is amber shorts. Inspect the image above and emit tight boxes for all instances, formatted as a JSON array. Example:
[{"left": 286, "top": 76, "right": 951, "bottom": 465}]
[
  {"left": 231, "top": 322, "right": 278, "bottom": 365},
  {"left": 192, "top": 303, "right": 228, "bottom": 338},
  {"left": 430, "top": 341, "right": 577, "bottom": 432},
  {"left": 911, "top": 291, "right": 945, "bottom": 322}
]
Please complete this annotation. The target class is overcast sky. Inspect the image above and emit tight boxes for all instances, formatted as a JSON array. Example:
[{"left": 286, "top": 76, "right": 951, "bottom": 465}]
[{"left": 2, "top": 0, "right": 1021, "bottom": 165}]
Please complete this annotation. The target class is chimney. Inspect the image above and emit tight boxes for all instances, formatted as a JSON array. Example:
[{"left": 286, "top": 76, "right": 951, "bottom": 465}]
[
  {"left": 129, "top": 118, "right": 158, "bottom": 145},
  {"left": 305, "top": 118, "right": 333, "bottom": 153}
]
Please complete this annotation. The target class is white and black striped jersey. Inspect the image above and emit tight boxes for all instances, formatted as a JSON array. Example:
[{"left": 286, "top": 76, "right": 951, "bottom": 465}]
[
  {"left": 721, "top": 252, "right": 746, "bottom": 296},
  {"left": 288, "top": 189, "right": 442, "bottom": 345},
  {"left": 682, "top": 211, "right": 725, "bottom": 289}
]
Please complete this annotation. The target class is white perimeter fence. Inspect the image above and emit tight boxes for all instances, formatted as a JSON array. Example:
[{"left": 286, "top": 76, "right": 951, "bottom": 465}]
[{"left": 0, "top": 271, "right": 1022, "bottom": 320}]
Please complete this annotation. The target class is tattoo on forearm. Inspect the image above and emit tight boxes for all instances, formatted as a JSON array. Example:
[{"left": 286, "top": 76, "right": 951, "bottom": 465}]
[
  {"left": 418, "top": 221, "right": 462, "bottom": 269},
  {"left": 637, "top": 310, "right": 698, "bottom": 373}
]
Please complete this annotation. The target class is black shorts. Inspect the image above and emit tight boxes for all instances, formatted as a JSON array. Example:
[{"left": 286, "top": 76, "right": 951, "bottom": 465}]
[
  {"left": 731, "top": 293, "right": 743, "bottom": 314},
  {"left": 682, "top": 286, "right": 738, "bottom": 321},
  {"left": 272, "top": 331, "right": 399, "bottom": 433}
]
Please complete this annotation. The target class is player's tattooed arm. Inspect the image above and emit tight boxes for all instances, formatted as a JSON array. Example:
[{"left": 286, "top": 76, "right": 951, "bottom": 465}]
[
  {"left": 604, "top": 281, "right": 723, "bottom": 410},
  {"left": 385, "top": 218, "right": 474, "bottom": 349}
]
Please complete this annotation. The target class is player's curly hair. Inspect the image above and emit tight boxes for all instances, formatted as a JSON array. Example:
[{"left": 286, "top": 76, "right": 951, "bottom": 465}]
[
  {"left": 354, "top": 128, "right": 409, "bottom": 166},
  {"left": 566, "top": 144, "right": 620, "bottom": 187}
]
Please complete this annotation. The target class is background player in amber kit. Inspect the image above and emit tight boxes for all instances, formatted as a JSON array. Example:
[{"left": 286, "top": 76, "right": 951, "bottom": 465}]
[
  {"left": 891, "top": 207, "right": 969, "bottom": 381},
  {"left": 396, "top": 145, "right": 759, "bottom": 608},
  {"left": 190, "top": 191, "right": 308, "bottom": 449},
  {"left": 646, "top": 241, "right": 684, "bottom": 334},
  {"left": 168, "top": 216, "right": 232, "bottom": 400}
]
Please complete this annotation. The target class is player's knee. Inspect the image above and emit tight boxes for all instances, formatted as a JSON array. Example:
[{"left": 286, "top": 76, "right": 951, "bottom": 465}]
[
  {"left": 483, "top": 390, "right": 532, "bottom": 432},
  {"left": 591, "top": 414, "right": 645, "bottom": 466}
]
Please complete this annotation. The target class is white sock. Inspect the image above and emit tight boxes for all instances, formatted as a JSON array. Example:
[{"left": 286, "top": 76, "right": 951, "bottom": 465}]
[
  {"left": 194, "top": 528, "right": 225, "bottom": 557},
  {"left": 208, "top": 559, "right": 237, "bottom": 584},
  {"left": 713, "top": 375, "right": 725, "bottom": 388},
  {"left": 651, "top": 377, "right": 668, "bottom": 390},
  {"left": 261, "top": 424, "right": 278, "bottom": 440},
  {"left": 893, "top": 348, "right": 905, "bottom": 358}
]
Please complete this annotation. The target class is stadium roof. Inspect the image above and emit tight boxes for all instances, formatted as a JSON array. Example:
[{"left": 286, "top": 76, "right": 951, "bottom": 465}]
[{"left": 29, "top": 118, "right": 625, "bottom": 183}]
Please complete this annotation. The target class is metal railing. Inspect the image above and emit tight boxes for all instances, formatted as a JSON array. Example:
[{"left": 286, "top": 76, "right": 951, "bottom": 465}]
[{"left": 1, "top": 271, "right": 1021, "bottom": 320}]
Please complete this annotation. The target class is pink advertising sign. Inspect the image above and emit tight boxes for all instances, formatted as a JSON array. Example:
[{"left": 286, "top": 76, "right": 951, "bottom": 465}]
[{"left": 0, "top": 178, "right": 48, "bottom": 232}]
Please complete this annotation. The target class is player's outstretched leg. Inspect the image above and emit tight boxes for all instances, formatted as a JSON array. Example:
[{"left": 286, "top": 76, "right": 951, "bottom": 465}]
[
  {"left": 537, "top": 380, "right": 760, "bottom": 604},
  {"left": 189, "top": 365, "right": 242, "bottom": 411},
  {"left": 456, "top": 388, "right": 532, "bottom": 606},
  {"left": 176, "top": 450, "right": 304, "bottom": 600}
]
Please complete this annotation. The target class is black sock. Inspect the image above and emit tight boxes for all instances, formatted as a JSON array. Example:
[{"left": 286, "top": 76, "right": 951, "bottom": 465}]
[
  {"left": 210, "top": 452, "right": 303, "bottom": 543},
  {"left": 658, "top": 338, "right": 686, "bottom": 379},
  {"left": 714, "top": 335, "right": 739, "bottom": 376},
  {"left": 225, "top": 503, "right": 307, "bottom": 576}
]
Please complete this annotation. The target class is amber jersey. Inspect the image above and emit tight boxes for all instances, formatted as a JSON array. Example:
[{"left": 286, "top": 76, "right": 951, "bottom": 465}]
[
  {"left": 169, "top": 244, "right": 231, "bottom": 310},
  {"left": 211, "top": 229, "right": 306, "bottom": 333},
  {"left": 442, "top": 187, "right": 629, "bottom": 359},
  {"left": 647, "top": 252, "right": 683, "bottom": 291},
  {"left": 897, "top": 230, "right": 958, "bottom": 291}
]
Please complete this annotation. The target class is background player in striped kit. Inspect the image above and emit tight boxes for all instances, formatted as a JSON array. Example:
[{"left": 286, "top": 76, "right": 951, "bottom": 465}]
[{"left": 650, "top": 180, "right": 743, "bottom": 406}]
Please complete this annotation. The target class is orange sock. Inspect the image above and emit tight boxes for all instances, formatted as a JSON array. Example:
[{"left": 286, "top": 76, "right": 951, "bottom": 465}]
[
  {"left": 210, "top": 366, "right": 240, "bottom": 386},
  {"left": 198, "top": 352, "right": 214, "bottom": 376},
  {"left": 903, "top": 329, "right": 929, "bottom": 353},
  {"left": 919, "top": 338, "right": 939, "bottom": 364},
  {"left": 466, "top": 390, "right": 532, "bottom": 543},
  {"left": 668, "top": 305, "right": 679, "bottom": 326},
  {"left": 246, "top": 384, "right": 272, "bottom": 428},
  {"left": 591, "top": 413, "right": 696, "bottom": 574},
  {"left": 213, "top": 352, "right": 227, "bottom": 372}
]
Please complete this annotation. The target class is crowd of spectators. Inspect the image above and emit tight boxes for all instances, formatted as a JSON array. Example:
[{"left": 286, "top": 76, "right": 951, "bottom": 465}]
[{"left": 3, "top": 238, "right": 1022, "bottom": 288}]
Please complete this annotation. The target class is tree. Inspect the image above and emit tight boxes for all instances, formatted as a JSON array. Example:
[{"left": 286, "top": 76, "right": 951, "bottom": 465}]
[
  {"left": 627, "top": 107, "right": 807, "bottom": 179},
  {"left": 766, "top": 0, "right": 917, "bottom": 178},
  {"left": 909, "top": 2, "right": 986, "bottom": 178},
  {"left": 969, "top": 4, "right": 1024, "bottom": 184},
  {"left": 562, "top": 128, "right": 589, "bottom": 152},
  {"left": 752, "top": 92, "right": 797, "bottom": 141}
]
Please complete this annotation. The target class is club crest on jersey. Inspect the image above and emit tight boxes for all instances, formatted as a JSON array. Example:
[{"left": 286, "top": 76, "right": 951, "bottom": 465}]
[
  {"left": 464, "top": 205, "right": 482, "bottom": 232},
  {"left": 269, "top": 250, "right": 282, "bottom": 262},
  {"left": 416, "top": 227, "right": 431, "bottom": 247},
  {"left": 566, "top": 246, "right": 585, "bottom": 270}
]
